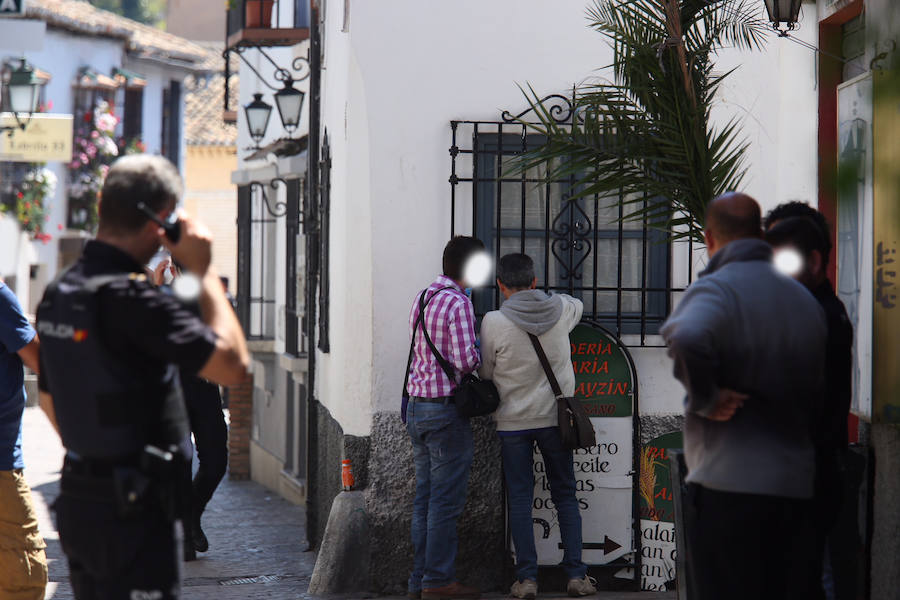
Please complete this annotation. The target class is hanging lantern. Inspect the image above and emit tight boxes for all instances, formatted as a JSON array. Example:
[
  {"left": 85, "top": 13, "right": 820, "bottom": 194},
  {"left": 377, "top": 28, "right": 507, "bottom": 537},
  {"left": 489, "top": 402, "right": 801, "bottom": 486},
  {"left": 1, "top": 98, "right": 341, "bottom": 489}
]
[
  {"left": 244, "top": 93, "right": 273, "bottom": 147},
  {"left": 764, "top": 0, "right": 803, "bottom": 34},
  {"left": 274, "top": 79, "right": 305, "bottom": 135}
]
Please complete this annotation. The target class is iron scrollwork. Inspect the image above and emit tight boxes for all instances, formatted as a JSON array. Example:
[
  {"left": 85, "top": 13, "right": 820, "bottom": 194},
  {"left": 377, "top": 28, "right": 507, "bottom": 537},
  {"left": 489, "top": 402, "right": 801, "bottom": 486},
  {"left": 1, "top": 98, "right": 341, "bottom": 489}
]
[
  {"left": 249, "top": 177, "right": 290, "bottom": 218},
  {"left": 551, "top": 197, "right": 593, "bottom": 282},
  {"left": 501, "top": 93, "right": 575, "bottom": 124},
  {"left": 224, "top": 45, "right": 311, "bottom": 93}
]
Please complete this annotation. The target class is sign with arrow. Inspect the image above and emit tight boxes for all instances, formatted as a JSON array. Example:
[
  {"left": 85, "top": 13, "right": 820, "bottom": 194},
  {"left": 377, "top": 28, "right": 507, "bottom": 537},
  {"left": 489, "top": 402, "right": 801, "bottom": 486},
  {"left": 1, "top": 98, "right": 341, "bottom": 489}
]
[
  {"left": 526, "top": 323, "right": 638, "bottom": 569},
  {"left": 0, "top": 0, "right": 25, "bottom": 16}
]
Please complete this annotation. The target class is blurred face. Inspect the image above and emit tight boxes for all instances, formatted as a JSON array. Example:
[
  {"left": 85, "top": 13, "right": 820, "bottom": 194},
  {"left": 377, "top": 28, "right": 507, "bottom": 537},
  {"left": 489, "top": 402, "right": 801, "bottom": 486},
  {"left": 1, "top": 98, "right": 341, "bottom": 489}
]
[{"left": 772, "top": 244, "right": 823, "bottom": 289}]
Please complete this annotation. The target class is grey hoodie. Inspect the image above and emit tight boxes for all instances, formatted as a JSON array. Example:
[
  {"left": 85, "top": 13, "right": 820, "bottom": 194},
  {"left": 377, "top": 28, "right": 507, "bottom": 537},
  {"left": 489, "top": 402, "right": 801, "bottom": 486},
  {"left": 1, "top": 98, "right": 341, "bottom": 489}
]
[
  {"left": 661, "top": 239, "right": 827, "bottom": 499},
  {"left": 499, "top": 289, "right": 564, "bottom": 336},
  {"left": 480, "top": 292, "right": 583, "bottom": 431}
]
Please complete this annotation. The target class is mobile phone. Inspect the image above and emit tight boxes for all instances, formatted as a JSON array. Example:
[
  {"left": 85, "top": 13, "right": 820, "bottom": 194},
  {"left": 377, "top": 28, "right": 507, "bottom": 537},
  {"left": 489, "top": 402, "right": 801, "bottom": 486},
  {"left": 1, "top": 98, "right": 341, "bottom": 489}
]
[{"left": 136, "top": 201, "right": 181, "bottom": 243}]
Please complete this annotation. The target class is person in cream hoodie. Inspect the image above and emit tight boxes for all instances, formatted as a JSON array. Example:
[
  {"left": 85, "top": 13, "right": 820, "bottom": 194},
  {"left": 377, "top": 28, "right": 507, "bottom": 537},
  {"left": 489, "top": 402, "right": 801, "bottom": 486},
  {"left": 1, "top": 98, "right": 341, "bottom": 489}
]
[{"left": 479, "top": 253, "right": 595, "bottom": 599}]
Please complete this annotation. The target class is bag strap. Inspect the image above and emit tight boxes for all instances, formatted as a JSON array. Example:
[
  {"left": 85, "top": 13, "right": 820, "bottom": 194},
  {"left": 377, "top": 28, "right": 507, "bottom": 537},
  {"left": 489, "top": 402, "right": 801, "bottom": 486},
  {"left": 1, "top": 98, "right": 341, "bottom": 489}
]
[
  {"left": 528, "top": 333, "right": 564, "bottom": 400},
  {"left": 418, "top": 288, "right": 459, "bottom": 385},
  {"left": 402, "top": 286, "right": 455, "bottom": 395}
]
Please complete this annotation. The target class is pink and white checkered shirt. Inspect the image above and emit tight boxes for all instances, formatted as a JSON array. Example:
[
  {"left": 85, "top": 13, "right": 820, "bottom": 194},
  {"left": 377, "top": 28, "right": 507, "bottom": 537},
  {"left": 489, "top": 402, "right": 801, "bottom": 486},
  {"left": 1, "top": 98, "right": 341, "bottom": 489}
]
[{"left": 406, "top": 276, "right": 481, "bottom": 398}]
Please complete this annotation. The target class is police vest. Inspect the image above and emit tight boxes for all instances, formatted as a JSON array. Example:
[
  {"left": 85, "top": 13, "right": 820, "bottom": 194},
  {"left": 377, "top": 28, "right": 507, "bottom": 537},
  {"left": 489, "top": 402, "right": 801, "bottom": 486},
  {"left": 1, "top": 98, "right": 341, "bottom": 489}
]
[{"left": 37, "top": 270, "right": 189, "bottom": 460}]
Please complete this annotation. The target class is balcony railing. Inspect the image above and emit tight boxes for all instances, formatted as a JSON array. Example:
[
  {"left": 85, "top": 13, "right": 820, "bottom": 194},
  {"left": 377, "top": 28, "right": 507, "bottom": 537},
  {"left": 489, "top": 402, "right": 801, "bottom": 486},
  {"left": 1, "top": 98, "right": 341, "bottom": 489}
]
[{"left": 226, "top": 0, "right": 310, "bottom": 49}]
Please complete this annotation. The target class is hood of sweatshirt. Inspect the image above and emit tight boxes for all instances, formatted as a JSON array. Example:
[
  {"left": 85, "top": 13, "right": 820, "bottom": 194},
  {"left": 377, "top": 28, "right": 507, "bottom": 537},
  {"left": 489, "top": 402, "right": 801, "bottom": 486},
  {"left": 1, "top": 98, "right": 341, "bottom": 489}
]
[{"left": 499, "top": 289, "right": 564, "bottom": 336}]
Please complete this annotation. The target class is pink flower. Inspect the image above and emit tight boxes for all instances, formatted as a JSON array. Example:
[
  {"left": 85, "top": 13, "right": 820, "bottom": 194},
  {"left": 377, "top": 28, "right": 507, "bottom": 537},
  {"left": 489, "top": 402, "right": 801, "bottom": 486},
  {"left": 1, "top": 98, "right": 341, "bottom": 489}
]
[
  {"left": 57, "top": 224, "right": 63, "bottom": 231},
  {"left": 79, "top": 153, "right": 89, "bottom": 165},
  {"left": 91, "top": 130, "right": 99, "bottom": 139}
]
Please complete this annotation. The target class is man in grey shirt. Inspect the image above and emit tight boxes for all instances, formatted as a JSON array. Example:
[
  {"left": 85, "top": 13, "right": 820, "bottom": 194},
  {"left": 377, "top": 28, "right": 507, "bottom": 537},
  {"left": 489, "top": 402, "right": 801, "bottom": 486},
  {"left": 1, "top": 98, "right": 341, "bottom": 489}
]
[{"left": 661, "top": 192, "right": 826, "bottom": 600}]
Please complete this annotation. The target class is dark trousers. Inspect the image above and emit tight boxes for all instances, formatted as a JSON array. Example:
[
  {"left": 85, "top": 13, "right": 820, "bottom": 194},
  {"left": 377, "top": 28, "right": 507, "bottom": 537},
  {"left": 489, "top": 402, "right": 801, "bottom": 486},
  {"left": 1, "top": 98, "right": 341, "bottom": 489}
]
[
  {"left": 56, "top": 478, "right": 181, "bottom": 599},
  {"left": 685, "top": 483, "right": 807, "bottom": 600},
  {"left": 182, "top": 376, "right": 228, "bottom": 526}
]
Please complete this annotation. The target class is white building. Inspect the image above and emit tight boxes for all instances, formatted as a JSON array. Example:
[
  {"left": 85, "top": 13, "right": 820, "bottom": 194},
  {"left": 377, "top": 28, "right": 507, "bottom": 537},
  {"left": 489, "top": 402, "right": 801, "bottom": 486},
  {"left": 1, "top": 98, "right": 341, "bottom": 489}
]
[
  {"left": 0, "top": 0, "right": 210, "bottom": 311},
  {"left": 227, "top": 0, "right": 832, "bottom": 593}
]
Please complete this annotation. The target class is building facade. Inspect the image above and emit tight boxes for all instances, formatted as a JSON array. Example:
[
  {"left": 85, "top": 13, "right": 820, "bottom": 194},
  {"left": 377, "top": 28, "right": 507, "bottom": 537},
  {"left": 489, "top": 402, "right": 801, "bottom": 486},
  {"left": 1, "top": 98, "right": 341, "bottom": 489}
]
[
  {"left": 225, "top": 0, "right": 888, "bottom": 594},
  {"left": 0, "top": 0, "right": 208, "bottom": 311}
]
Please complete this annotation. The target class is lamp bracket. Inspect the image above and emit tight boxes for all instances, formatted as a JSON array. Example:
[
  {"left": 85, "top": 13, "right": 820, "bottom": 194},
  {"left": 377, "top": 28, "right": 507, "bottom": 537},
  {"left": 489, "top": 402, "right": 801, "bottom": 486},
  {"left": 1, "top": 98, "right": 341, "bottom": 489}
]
[
  {"left": 224, "top": 46, "right": 310, "bottom": 92},
  {"left": 249, "top": 177, "right": 304, "bottom": 220}
]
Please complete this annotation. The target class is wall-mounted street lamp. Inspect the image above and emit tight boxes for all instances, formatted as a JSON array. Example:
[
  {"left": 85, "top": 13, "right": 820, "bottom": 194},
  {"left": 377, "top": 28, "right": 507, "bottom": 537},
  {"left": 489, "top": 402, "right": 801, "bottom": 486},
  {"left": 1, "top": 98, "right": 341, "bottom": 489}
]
[
  {"left": 244, "top": 93, "right": 273, "bottom": 148},
  {"left": 229, "top": 46, "right": 310, "bottom": 148},
  {"left": 274, "top": 79, "right": 304, "bottom": 135},
  {"left": 764, "top": 0, "right": 803, "bottom": 36},
  {"left": 2, "top": 59, "right": 42, "bottom": 135}
]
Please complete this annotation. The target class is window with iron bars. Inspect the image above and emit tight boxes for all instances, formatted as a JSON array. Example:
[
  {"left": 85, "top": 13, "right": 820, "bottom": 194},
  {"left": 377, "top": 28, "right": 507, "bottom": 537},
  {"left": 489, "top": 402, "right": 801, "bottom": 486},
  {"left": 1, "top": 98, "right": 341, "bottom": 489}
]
[
  {"left": 237, "top": 179, "right": 306, "bottom": 345},
  {"left": 449, "top": 95, "right": 692, "bottom": 347}
]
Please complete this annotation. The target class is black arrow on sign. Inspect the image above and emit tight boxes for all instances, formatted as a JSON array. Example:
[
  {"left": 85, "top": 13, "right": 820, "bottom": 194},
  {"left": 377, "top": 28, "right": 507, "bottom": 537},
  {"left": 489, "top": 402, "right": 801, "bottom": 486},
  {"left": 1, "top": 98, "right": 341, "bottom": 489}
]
[{"left": 559, "top": 535, "right": 622, "bottom": 555}]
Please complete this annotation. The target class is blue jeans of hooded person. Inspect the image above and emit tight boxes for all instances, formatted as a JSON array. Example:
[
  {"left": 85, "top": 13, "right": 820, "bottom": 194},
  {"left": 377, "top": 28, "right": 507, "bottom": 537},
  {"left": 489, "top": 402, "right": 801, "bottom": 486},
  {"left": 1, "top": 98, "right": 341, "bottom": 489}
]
[
  {"left": 501, "top": 427, "right": 587, "bottom": 583},
  {"left": 407, "top": 399, "right": 474, "bottom": 593}
]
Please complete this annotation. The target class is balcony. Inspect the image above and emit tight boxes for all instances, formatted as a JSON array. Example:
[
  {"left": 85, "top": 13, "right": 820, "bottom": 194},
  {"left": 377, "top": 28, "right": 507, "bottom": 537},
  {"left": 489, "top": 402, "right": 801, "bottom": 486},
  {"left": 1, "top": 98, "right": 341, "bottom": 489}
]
[{"left": 226, "top": 0, "right": 310, "bottom": 49}]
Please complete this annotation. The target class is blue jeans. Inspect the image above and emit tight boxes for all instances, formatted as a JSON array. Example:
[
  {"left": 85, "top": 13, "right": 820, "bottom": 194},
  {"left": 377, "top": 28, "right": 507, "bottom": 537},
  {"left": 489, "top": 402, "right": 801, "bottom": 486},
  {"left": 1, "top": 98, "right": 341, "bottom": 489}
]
[
  {"left": 501, "top": 428, "right": 586, "bottom": 583},
  {"left": 407, "top": 399, "right": 474, "bottom": 592}
]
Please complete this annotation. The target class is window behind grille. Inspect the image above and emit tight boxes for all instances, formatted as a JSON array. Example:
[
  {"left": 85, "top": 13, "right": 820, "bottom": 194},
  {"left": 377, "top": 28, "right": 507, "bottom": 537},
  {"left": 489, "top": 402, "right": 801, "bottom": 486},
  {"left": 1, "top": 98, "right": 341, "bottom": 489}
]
[{"left": 449, "top": 105, "right": 690, "bottom": 346}]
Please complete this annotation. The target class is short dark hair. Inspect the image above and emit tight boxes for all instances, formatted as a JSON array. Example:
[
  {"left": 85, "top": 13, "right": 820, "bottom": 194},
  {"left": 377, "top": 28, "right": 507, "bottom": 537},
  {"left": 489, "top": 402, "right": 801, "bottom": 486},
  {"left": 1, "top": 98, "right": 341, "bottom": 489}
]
[
  {"left": 764, "top": 201, "right": 831, "bottom": 267},
  {"left": 765, "top": 216, "right": 829, "bottom": 262},
  {"left": 99, "top": 154, "right": 182, "bottom": 233},
  {"left": 497, "top": 253, "right": 535, "bottom": 290},
  {"left": 442, "top": 236, "right": 485, "bottom": 281}
]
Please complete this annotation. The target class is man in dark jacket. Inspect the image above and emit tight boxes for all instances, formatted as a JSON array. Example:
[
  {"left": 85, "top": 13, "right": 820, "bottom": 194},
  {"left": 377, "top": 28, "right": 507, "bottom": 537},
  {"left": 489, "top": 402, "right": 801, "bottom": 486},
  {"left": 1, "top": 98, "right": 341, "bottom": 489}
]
[
  {"left": 765, "top": 208, "right": 853, "bottom": 600},
  {"left": 661, "top": 192, "right": 827, "bottom": 600}
]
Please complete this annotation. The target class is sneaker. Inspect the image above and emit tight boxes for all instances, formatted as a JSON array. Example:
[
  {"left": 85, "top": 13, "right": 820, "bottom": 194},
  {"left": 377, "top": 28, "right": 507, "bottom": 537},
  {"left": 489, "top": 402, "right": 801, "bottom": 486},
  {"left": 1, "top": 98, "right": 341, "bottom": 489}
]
[
  {"left": 510, "top": 578, "right": 537, "bottom": 599},
  {"left": 566, "top": 575, "right": 597, "bottom": 597}
]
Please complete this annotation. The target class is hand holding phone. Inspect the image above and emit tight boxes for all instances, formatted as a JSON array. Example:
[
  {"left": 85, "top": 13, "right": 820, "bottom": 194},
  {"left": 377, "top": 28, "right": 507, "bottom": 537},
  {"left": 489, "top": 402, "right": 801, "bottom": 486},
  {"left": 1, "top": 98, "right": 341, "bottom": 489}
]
[{"left": 157, "top": 210, "right": 213, "bottom": 276}]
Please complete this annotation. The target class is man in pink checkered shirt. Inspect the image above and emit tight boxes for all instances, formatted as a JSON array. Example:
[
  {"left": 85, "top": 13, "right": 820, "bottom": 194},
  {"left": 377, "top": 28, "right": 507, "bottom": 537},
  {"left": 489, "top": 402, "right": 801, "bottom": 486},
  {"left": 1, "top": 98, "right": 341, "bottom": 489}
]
[{"left": 405, "top": 236, "right": 484, "bottom": 600}]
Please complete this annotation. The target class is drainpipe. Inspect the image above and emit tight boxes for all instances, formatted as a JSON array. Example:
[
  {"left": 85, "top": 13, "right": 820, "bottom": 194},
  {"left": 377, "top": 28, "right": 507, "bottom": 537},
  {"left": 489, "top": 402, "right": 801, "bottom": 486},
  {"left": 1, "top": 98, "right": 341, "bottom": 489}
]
[{"left": 304, "top": 1, "right": 322, "bottom": 549}]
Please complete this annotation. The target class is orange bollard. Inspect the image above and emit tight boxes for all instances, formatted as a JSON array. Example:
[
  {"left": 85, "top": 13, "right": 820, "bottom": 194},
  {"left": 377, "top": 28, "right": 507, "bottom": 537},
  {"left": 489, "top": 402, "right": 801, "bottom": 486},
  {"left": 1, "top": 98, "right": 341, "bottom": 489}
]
[{"left": 341, "top": 459, "right": 354, "bottom": 491}]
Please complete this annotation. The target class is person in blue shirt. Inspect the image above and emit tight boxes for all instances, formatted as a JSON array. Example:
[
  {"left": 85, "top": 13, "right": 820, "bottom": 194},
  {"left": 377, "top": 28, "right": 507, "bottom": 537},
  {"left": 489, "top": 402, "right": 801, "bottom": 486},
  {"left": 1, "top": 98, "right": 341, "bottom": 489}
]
[{"left": 0, "top": 279, "right": 47, "bottom": 599}]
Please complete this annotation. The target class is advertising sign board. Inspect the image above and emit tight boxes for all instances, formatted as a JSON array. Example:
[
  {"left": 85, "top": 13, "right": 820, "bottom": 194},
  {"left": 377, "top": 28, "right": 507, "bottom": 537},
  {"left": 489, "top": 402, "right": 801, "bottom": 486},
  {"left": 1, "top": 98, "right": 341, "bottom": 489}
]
[{"left": 531, "top": 323, "right": 637, "bottom": 569}]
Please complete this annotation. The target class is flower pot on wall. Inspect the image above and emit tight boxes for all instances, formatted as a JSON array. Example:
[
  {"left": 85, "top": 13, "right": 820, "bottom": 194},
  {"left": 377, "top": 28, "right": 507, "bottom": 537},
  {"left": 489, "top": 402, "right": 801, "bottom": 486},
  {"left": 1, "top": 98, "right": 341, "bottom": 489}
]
[{"left": 245, "top": 0, "right": 274, "bottom": 28}]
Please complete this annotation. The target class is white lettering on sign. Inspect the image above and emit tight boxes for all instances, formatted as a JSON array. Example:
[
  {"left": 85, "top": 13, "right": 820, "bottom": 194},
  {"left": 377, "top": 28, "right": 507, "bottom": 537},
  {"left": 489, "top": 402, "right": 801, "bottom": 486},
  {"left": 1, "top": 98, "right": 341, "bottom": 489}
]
[{"left": 528, "top": 416, "right": 634, "bottom": 567}]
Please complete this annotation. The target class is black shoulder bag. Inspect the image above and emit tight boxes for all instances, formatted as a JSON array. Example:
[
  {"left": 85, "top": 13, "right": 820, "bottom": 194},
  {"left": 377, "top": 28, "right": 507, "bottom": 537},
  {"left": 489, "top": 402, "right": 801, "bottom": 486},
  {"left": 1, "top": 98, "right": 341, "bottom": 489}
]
[
  {"left": 528, "top": 333, "right": 596, "bottom": 450},
  {"left": 406, "top": 288, "right": 499, "bottom": 418}
]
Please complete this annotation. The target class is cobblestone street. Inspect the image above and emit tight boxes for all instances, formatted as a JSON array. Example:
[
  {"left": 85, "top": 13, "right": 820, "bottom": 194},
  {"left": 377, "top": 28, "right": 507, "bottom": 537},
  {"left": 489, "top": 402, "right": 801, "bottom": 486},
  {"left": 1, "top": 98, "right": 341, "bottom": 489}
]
[
  {"left": 23, "top": 406, "right": 315, "bottom": 600},
  {"left": 23, "top": 406, "right": 674, "bottom": 600}
]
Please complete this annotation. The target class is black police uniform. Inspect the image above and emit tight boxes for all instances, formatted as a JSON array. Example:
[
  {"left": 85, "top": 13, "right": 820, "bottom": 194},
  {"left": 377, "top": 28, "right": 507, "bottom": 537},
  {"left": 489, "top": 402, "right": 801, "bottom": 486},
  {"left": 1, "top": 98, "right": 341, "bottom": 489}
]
[{"left": 37, "top": 241, "right": 217, "bottom": 600}]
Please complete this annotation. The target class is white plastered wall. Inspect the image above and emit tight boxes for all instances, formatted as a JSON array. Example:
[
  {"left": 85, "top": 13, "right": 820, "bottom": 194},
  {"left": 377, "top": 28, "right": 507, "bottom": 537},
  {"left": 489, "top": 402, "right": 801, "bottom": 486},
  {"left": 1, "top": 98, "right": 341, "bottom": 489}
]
[{"left": 315, "top": 0, "right": 820, "bottom": 434}]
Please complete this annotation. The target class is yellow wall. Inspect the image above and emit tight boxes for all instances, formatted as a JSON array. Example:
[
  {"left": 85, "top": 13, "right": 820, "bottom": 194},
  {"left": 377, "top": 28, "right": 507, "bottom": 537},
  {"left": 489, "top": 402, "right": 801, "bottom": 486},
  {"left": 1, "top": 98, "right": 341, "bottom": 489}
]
[{"left": 183, "top": 145, "right": 238, "bottom": 295}]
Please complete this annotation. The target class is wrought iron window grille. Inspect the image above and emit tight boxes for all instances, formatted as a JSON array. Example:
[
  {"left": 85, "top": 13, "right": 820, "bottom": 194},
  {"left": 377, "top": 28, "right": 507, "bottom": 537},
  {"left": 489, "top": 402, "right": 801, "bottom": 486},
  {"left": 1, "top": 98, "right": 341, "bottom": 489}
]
[
  {"left": 317, "top": 132, "right": 331, "bottom": 353},
  {"left": 450, "top": 92, "right": 693, "bottom": 347},
  {"left": 237, "top": 176, "right": 306, "bottom": 345}
]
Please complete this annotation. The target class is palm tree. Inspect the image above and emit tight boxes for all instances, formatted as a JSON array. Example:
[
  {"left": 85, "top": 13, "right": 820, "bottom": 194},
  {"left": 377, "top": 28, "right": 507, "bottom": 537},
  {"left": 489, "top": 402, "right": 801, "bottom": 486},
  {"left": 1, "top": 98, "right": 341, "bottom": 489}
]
[{"left": 512, "top": 0, "right": 770, "bottom": 243}]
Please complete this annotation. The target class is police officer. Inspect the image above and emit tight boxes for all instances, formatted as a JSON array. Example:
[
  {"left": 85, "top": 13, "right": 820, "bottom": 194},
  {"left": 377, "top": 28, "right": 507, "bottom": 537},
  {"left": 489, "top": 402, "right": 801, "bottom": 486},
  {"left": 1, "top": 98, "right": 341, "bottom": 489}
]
[{"left": 36, "top": 154, "right": 249, "bottom": 599}]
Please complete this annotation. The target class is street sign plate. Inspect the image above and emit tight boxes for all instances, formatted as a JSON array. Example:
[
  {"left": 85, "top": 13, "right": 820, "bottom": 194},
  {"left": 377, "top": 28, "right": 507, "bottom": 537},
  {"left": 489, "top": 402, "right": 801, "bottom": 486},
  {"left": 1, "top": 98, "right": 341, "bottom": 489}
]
[{"left": 0, "top": 113, "right": 73, "bottom": 162}]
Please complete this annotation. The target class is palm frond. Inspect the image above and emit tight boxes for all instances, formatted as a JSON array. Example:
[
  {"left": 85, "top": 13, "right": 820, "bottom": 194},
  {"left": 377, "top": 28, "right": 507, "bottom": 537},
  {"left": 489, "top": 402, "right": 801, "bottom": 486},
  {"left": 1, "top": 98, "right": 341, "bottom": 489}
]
[{"left": 508, "top": 0, "right": 765, "bottom": 243}]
